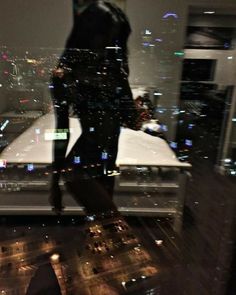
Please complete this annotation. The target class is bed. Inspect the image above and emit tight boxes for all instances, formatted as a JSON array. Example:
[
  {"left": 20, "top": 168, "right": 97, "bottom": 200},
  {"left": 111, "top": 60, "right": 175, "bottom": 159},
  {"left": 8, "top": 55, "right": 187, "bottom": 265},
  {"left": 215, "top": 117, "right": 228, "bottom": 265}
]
[{"left": 0, "top": 113, "right": 191, "bottom": 231}]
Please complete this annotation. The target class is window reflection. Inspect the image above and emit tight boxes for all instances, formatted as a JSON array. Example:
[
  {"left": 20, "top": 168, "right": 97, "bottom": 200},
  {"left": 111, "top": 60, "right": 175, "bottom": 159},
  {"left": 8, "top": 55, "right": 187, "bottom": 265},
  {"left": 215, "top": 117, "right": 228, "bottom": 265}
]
[{"left": 0, "top": 0, "right": 236, "bottom": 295}]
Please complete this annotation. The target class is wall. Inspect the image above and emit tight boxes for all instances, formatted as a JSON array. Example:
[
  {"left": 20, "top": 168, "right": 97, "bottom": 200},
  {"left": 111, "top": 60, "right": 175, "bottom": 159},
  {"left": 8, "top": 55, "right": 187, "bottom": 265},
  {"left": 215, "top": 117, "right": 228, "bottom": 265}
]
[
  {"left": 185, "top": 6, "right": 236, "bottom": 85},
  {"left": 188, "top": 0, "right": 236, "bottom": 8},
  {"left": 184, "top": 48, "right": 236, "bottom": 161},
  {"left": 0, "top": 0, "right": 189, "bottom": 140},
  {"left": 185, "top": 10, "right": 236, "bottom": 161},
  {"left": 184, "top": 49, "right": 236, "bottom": 86},
  {"left": 126, "top": 0, "right": 188, "bottom": 140},
  {"left": 0, "top": 0, "right": 72, "bottom": 49},
  {"left": 189, "top": 15, "right": 236, "bottom": 28}
]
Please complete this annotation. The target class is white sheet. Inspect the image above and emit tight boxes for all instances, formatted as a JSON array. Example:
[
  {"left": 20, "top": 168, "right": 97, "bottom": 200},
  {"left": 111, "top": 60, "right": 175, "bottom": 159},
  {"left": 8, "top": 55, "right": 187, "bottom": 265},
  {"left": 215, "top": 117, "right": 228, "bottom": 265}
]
[{"left": 0, "top": 113, "right": 190, "bottom": 167}]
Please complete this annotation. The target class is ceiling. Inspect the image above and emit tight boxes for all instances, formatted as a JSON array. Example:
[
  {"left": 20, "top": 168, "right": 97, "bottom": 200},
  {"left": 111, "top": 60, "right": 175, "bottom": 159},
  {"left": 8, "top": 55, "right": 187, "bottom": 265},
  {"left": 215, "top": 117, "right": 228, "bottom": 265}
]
[
  {"left": 188, "top": 0, "right": 236, "bottom": 16},
  {"left": 189, "top": 6, "right": 236, "bottom": 16},
  {"left": 186, "top": 0, "right": 236, "bottom": 15}
]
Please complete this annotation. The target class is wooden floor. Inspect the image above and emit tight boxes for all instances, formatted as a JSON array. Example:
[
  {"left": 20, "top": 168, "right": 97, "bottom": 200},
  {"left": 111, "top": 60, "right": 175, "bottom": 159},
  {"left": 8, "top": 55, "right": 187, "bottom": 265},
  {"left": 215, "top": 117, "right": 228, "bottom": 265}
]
[
  {"left": 0, "top": 158, "right": 236, "bottom": 295},
  {"left": 180, "top": 158, "right": 236, "bottom": 295}
]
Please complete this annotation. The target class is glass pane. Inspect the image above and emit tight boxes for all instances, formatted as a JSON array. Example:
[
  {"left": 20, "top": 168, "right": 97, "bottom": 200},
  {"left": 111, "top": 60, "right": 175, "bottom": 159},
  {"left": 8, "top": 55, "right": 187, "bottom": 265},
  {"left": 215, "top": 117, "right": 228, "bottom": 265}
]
[{"left": 0, "top": 1, "right": 236, "bottom": 295}]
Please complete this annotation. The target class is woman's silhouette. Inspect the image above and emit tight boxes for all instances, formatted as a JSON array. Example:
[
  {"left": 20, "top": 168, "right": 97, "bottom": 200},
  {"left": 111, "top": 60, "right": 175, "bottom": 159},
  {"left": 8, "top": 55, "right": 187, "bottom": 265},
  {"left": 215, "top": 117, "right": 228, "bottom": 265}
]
[{"left": 50, "top": 0, "right": 137, "bottom": 215}]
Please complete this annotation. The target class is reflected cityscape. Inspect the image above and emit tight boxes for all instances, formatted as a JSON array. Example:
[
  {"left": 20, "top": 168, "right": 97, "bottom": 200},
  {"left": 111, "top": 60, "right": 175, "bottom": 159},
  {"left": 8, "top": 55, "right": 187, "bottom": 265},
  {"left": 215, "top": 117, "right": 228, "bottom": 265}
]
[
  {"left": 0, "top": 216, "right": 172, "bottom": 295},
  {"left": 0, "top": 0, "right": 236, "bottom": 294}
]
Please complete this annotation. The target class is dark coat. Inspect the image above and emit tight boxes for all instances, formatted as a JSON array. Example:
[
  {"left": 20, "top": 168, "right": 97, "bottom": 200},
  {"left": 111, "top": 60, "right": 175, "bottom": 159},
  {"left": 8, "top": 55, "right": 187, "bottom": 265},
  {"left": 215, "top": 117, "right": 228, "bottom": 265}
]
[{"left": 51, "top": 1, "right": 137, "bottom": 174}]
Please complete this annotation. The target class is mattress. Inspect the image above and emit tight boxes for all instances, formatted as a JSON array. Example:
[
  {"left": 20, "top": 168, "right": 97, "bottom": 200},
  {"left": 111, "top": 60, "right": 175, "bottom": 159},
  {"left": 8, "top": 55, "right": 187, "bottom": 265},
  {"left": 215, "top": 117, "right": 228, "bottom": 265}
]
[{"left": 0, "top": 113, "right": 190, "bottom": 168}]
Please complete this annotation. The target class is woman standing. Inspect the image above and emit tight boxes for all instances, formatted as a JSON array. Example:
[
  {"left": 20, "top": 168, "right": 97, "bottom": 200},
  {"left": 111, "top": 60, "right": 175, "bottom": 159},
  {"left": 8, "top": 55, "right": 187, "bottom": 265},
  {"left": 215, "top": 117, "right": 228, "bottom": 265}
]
[{"left": 50, "top": 0, "right": 137, "bottom": 215}]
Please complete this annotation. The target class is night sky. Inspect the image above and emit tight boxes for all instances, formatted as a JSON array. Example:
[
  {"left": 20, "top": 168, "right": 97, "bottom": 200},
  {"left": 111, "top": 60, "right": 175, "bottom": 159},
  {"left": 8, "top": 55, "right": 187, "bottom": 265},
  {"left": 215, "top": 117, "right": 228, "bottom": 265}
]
[{"left": 0, "top": 0, "right": 73, "bottom": 49}]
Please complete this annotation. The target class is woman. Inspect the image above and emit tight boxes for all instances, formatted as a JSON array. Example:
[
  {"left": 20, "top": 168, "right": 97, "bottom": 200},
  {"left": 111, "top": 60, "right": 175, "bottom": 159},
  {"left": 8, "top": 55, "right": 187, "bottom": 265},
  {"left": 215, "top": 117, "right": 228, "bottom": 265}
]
[{"left": 50, "top": 0, "right": 137, "bottom": 215}]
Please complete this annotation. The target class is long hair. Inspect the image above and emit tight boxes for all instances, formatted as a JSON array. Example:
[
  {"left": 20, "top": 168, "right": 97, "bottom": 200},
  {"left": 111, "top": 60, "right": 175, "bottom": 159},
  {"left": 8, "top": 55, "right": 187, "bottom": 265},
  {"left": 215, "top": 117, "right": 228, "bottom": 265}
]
[
  {"left": 104, "top": 1, "right": 131, "bottom": 55},
  {"left": 68, "top": 0, "right": 131, "bottom": 55}
]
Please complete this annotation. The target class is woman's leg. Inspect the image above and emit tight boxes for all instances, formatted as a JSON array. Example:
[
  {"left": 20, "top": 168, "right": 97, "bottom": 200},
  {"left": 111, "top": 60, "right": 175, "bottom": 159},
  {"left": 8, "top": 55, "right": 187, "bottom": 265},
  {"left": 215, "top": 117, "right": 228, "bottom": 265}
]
[
  {"left": 65, "top": 109, "right": 120, "bottom": 215},
  {"left": 65, "top": 176, "right": 118, "bottom": 216}
]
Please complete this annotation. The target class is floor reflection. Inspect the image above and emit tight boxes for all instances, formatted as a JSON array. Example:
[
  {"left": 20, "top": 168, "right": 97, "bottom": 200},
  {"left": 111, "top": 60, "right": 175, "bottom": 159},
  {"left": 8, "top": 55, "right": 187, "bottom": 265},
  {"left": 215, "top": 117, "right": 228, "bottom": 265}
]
[
  {"left": 0, "top": 216, "right": 176, "bottom": 295},
  {"left": 1, "top": 157, "right": 236, "bottom": 295}
]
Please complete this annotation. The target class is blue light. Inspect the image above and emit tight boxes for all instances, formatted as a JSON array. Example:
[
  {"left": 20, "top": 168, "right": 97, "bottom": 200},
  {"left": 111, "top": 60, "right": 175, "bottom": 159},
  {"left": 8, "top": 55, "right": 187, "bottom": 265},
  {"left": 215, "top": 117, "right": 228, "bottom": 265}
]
[
  {"left": 102, "top": 152, "right": 108, "bottom": 160},
  {"left": 27, "top": 164, "right": 34, "bottom": 172},
  {"left": 89, "top": 127, "right": 95, "bottom": 132},
  {"left": 86, "top": 215, "right": 95, "bottom": 221},
  {"left": 185, "top": 139, "right": 193, "bottom": 147},
  {"left": 178, "top": 155, "right": 189, "bottom": 160},
  {"left": 74, "top": 156, "right": 81, "bottom": 164},
  {"left": 35, "top": 128, "right": 40, "bottom": 134},
  {"left": 161, "top": 125, "right": 168, "bottom": 132},
  {"left": 170, "top": 142, "right": 178, "bottom": 149},
  {"left": 157, "top": 108, "right": 166, "bottom": 113},
  {"left": 0, "top": 159, "right": 7, "bottom": 168},
  {"left": 188, "top": 124, "right": 195, "bottom": 129},
  {"left": 163, "top": 12, "right": 179, "bottom": 19}
]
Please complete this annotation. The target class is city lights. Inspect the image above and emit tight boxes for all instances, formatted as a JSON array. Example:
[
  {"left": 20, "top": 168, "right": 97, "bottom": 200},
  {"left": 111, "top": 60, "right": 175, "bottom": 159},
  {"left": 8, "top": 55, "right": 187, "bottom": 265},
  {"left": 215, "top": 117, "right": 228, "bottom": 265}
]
[
  {"left": 153, "top": 92, "right": 163, "bottom": 96},
  {"left": 101, "top": 152, "right": 108, "bottom": 160},
  {"left": 0, "top": 159, "right": 7, "bottom": 168},
  {"left": 27, "top": 163, "right": 34, "bottom": 172},
  {"left": 185, "top": 139, "right": 193, "bottom": 147},
  {"left": 0, "top": 0, "right": 236, "bottom": 292},
  {"left": 144, "top": 29, "right": 152, "bottom": 35},
  {"left": 170, "top": 142, "right": 178, "bottom": 149},
  {"left": 44, "top": 129, "right": 68, "bottom": 140},
  {"left": 174, "top": 51, "right": 185, "bottom": 57},
  {"left": 203, "top": 11, "right": 215, "bottom": 14},
  {"left": 50, "top": 253, "right": 60, "bottom": 262},
  {"left": 155, "top": 240, "right": 163, "bottom": 246},
  {"left": 163, "top": 12, "right": 179, "bottom": 19},
  {"left": 35, "top": 128, "right": 40, "bottom": 134},
  {"left": 0, "top": 120, "right": 9, "bottom": 131},
  {"left": 74, "top": 156, "right": 81, "bottom": 164}
]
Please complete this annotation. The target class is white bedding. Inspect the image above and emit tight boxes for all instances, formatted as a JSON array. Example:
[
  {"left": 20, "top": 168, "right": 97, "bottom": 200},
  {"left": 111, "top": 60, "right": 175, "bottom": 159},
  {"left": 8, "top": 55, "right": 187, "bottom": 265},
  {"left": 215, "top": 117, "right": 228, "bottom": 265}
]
[{"left": 0, "top": 113, "right": 190, "bottom": 167}]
